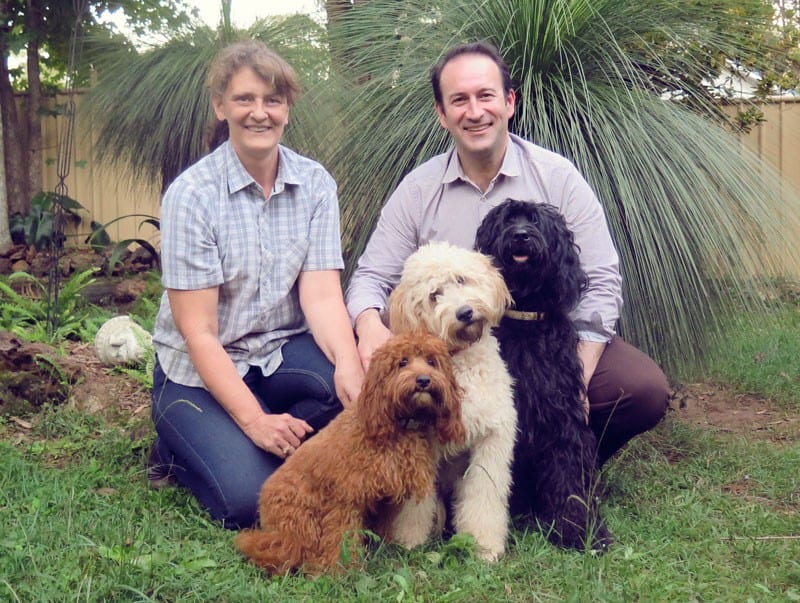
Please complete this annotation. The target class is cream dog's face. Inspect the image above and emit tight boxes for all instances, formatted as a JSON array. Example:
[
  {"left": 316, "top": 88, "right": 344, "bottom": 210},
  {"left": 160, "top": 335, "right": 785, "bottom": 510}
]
[{"left": 389, "top": 242, "right": 511, "bottom": 352}]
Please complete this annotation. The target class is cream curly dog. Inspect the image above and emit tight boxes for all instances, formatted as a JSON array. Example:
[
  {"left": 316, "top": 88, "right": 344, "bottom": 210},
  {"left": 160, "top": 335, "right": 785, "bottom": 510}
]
[{"left": 388, "top": 241, "right": 517, "bottom": 561}]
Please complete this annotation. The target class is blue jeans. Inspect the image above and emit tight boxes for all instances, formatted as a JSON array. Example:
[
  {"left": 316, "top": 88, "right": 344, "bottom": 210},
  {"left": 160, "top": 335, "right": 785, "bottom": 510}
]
[{"left": 151, "top": 333, "right": 342, "bottom": 529}]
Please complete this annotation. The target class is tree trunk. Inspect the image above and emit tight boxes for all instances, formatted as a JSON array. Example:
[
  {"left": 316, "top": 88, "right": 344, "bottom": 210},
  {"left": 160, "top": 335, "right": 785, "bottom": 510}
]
[
  {"left": 0, "top": 43, "right": 29, "bottom": 218},
  {"left": 0, "top": 91, "right": 10, "bottom": 253},
  {"left": 25, "top": 0, "right": 42, "bottom": 204}
]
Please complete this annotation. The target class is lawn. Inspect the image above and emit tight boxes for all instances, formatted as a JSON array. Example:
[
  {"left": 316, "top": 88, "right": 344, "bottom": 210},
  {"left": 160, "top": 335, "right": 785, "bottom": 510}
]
[{"left": 1, "top": 267, "right": 798, "bottom": 602}]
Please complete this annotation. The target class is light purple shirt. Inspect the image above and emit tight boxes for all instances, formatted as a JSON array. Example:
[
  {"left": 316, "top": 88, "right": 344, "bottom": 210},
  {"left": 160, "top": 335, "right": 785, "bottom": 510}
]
[
  {"left": 154, "top": 141, "right": 344, "bottom": 387},
  {"left": 345, "top": 134, "right": 622, "bottom": 341}
]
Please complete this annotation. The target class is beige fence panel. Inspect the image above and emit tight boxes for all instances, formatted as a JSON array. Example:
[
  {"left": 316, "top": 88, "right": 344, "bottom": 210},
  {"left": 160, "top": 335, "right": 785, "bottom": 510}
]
[
  {"left": 722, "top": 98, "right": 800, "bottom": 196},
  {"left": 35, "top": 91, "right": 161, "bottom": 248}
]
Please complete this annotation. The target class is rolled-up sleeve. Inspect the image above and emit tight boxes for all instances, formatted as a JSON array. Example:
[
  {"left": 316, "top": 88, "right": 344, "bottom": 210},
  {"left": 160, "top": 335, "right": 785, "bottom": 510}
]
[
  {"left": 556, "top": 166, "right": 623, "bottom": 341},
  {"left": 345, "top": 178, "right": 421, "bottom": 323}
]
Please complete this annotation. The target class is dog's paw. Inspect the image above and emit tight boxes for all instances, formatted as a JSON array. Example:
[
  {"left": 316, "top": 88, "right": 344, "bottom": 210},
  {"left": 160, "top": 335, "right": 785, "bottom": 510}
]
[
  {"left": 588, "top": 525, "right": 613, "bottom": 554},
  {"left": 476, "top": 545, "right": 504, "bottom": 563},
  {"left": 391, "top": 496, "right": 439, "bottom": 549}
]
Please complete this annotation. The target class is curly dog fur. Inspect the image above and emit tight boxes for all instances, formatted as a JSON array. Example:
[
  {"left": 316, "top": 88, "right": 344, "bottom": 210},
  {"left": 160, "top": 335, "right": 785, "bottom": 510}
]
[
  {"left": 388, "top": 241, "right": 517, "bottom": 561},
  {"left": 475, "top": 199, "right": 612, "bottom": 551},
  {"left": 234, "top": 332, "right": 465, "bottom": 575}
]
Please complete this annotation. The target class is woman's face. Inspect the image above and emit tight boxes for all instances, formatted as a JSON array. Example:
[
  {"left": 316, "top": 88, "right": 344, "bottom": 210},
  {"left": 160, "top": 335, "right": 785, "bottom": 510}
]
[{"left": 212, "top": 66, "right": 289, "bottom": 163}]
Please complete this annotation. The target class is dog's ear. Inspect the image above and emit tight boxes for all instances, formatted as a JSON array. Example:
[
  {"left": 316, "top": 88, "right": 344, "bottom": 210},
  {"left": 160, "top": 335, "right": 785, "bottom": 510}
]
[
  {"left": 388, "top": 281, "right": 415, "bottom": 334},
  {"left": 543, "top": 209, "right": 587, "bottom": 310},
  {"left": 432, "top": 348, "right": 467, "bottom": 445},
  {"left": 480, "top": 253, "right": 512, "bottom": 312},
  {"left": 357, "top": 345, "right": 399, "bottom": 441},
  {"left": 475, "top": 207, "right": 502, "bottom": 256}
]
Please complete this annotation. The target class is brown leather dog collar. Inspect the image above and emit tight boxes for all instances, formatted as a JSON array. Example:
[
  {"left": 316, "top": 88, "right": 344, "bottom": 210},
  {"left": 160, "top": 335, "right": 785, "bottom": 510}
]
[{"left": 504, "top": 308, "right": 545, "bottom": 321}]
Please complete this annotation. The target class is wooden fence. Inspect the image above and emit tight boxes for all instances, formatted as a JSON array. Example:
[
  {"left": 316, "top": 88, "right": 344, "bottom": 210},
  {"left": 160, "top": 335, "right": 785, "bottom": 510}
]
[
  {"left": 26, "top": 92, "right": 800, "bottom": 250},
  {"left": 37, "top": 92, "right": 161, "bottom": 245},
  {"left": 721, "top": 97, "right": 800, "bottom": 195}
]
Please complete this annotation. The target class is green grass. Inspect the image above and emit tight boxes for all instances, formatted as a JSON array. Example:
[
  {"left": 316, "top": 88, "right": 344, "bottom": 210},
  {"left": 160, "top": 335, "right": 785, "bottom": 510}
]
[
  {"left": 1, "top": 414, "right": 798, "bottom": 602},
  {"left": 697, "top": 305, "right": 800, "bottom": 408},
  {"left": 1, "top": 288, "right": 798, "bottom": 602}
]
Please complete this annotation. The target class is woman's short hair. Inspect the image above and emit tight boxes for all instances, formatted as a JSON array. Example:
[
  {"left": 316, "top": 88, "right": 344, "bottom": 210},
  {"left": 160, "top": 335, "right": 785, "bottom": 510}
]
[{"left": 207, "top": 40, "right": 301, "bottom": 105}]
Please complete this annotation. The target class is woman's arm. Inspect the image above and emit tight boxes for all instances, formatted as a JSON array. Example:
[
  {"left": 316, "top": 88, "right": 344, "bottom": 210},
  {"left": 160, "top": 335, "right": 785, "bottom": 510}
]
[
  {"left": 168, "top": 287, "right": 312, "bottom": 456},
  {"left": 298, "top": 270, "right": 365, "bottom": 407}
]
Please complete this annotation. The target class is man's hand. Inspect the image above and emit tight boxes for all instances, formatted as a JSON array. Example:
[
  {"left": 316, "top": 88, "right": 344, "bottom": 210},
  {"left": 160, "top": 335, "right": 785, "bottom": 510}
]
[
  {"left": 354, "top": 308, "right": 392, "bottom": 372},
  {"left": 240, "top": 412, "right": 313, "bottom": 459},
  {"left": 577, "top": 339, "right": 607, "bottom": 425}
]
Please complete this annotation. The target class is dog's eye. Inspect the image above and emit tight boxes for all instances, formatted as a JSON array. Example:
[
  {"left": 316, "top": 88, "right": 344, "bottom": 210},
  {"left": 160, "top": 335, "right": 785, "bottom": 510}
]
[
  {"left": 429, "top": 288, "right": 442, "bottom": 302},
  {"left": 455, "top": 275, "right": 465, "bottom": 285},
  {"left": 399, "top": 358, "right": 408, "bottom": 368}
]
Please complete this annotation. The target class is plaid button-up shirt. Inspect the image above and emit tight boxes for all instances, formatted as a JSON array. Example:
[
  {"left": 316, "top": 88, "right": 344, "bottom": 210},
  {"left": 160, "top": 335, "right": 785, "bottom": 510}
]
[{"left": 153, "top": 141, "right": 344, "bottom": 387}]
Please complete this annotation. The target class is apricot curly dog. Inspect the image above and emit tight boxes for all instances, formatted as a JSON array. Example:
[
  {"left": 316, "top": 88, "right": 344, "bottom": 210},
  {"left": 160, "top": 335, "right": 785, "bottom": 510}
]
[{"left": 234, "top": 332, "right": 465, "bottom": 575}]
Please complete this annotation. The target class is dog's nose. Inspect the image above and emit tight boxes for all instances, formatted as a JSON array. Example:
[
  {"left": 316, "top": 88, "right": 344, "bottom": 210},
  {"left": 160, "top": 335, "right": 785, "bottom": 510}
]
[
  {"left": 416, "top": 374, "right": 431, "bottom": 389},
  {"left": 513, "top": 229, "right": 530, "bottom": 242},
  {"left": 456, "top": 305, "right": 473, "bottom": 323}
]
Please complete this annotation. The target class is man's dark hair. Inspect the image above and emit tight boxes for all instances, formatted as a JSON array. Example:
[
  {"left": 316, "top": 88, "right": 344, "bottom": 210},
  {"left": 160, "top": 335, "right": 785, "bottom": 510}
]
[{"left": 430, "top": 40, "right": 513, "bottom": 107}]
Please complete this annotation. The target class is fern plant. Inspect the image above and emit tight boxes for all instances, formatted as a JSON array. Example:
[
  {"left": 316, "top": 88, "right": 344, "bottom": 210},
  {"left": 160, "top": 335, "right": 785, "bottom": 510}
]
[{"left": 0, "top": 268, "right": 100, "bottom": 343}]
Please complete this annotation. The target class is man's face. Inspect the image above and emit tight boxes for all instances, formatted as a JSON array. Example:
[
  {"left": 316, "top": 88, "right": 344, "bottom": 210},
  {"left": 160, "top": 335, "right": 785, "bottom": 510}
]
[
  {"left": 435, "top": 53, "right": 515, "bottom": 163},
  {"left": 212, "top": 66, "right": 289, "bottom": 163}
]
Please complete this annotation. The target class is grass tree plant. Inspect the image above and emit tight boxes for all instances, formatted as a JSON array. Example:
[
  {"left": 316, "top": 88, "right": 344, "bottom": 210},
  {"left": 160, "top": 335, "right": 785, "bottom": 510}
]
[
  {"left": 321, "top": 0, "right": 800, "bottom": 374},
  {"left": 84, "top": 3, "right": 332, "bottom": 192}
]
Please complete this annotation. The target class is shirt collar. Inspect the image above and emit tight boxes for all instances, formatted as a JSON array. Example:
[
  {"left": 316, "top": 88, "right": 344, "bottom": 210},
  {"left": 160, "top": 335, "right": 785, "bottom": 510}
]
[
  {"left": 441, "top": 135, "right": 522, "bottom": 185},
  {"left": 222, "top": 141, "right": 301, "bottom": 196}
]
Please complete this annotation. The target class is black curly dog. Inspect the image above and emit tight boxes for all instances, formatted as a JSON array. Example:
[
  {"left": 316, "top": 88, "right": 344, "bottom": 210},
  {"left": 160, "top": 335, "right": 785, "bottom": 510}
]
[{"left": 475, "top": 199, "right": 612, "bottom": 551}]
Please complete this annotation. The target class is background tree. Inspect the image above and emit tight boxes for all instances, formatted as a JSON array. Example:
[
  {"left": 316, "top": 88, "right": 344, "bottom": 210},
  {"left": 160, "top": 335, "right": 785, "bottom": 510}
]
[
  {"left": 84, "top": 0, "right": 331, "bottom": 192},
  {"left": 321, "top": 0, "right": 800, "bottom": 374},
  {"left": 0, "top": 103, "right": 9, "bottom": 253},
  {"left": 0, "top": 0, "right": 193, "bottom": 231}
]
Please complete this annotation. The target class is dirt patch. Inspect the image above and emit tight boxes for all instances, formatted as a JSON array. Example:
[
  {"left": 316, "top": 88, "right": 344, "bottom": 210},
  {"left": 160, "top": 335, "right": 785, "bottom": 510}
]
[
  {"left": 2, "top": 337, "right": 152, "bottom": 444},
  {"left": 62, "top": 339, "right": 152, "bottom": 420},
  {"left": 670, "top": 382, "right": 799, "bottom": 445}
]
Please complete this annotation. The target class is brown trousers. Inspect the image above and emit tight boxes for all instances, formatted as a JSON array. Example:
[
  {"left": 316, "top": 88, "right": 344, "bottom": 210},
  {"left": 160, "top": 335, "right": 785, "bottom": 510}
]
[{"left": 587, "top": 336, "right": 671, "bottom": 465}]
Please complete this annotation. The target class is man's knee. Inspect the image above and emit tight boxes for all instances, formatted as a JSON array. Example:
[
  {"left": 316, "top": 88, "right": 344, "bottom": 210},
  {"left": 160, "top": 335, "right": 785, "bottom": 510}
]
[{"left": 629, "top": 369, "right": 670, "bottom": 431}]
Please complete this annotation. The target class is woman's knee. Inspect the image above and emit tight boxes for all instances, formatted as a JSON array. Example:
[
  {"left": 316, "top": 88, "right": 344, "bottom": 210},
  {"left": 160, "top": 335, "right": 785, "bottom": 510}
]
[
  {"left": 181, "top": 462, "right": 270, "bottom": 530},
  {"left": 212, "top": 491, "right": 260, "bottom": 530}
]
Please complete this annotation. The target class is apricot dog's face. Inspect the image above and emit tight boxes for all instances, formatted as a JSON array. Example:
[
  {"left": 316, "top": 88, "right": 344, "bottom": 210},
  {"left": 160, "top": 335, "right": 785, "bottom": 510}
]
[{"left": 359, "top": 332, "right": 465, "bottom": 445}]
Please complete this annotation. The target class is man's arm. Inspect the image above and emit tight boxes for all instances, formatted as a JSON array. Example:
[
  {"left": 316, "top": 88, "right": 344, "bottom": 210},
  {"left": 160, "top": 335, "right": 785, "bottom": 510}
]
[
  {"left": 345, "top": 179, "right": 422, "bottom": 369},
  {"left": 552, "top": 158, "right": 623, "bottom": 341},
  {"left": 577, "top": 339, "right": 606, "bottom": 421}
]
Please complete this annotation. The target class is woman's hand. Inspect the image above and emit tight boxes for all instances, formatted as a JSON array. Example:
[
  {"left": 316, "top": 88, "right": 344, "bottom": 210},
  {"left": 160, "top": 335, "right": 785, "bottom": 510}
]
[
  {"left": 240, "top": 412, "right": 314, "bottom": 459},
  {"left": 334, "top": 358, "right": 364, "bottom": 408}
]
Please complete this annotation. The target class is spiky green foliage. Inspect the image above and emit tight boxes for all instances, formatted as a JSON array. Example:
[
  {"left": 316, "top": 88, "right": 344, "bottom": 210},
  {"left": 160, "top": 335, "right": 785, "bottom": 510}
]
[
  {"left": 0, "top": 268, "right": 100, "bottom": 342},
  {"left": 323, "top": 0, "right": 800, "bottom": 374},
  {"left": 83, "top": 10, "right": 330, "bottom": 190}
]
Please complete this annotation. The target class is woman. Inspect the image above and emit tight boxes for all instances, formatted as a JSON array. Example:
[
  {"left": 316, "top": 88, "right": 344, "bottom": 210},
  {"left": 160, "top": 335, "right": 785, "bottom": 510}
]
[{"left": 149, "top": 40, "right": 364, "bottom": 529}]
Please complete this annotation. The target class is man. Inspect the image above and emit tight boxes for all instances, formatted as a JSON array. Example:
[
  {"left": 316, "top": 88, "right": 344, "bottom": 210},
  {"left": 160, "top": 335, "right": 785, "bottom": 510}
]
[{"left": 345, "top": 41, "right": 669, "bottom": 464}]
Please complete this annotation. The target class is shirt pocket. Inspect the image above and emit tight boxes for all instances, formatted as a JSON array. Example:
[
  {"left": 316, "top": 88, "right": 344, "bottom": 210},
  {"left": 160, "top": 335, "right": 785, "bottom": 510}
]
[{"left": 261, "top": 237, "right": 310, "bottom": 308}]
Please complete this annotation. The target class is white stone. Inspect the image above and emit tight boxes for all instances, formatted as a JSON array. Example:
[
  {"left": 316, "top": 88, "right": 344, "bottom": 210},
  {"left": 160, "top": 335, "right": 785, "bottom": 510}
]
[{"left": 94, "top": 315, "right": 153, "bottom": 365}]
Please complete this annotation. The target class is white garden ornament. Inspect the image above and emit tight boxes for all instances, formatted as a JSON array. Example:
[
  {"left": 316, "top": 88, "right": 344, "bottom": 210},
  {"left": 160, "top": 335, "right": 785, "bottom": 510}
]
[{"left": 94, "top": 315, "right": 153, "bottom": 365}]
